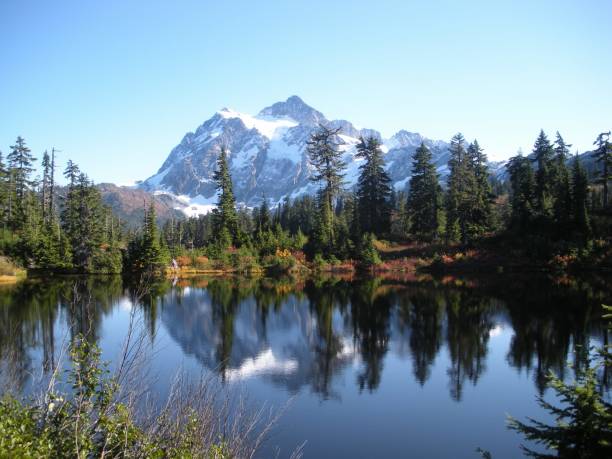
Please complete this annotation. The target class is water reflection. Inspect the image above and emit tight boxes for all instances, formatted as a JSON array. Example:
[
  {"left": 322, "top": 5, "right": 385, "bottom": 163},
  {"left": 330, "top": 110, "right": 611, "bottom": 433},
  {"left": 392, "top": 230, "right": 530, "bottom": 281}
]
[{"left": 1, "top": 273, "right": 610, "bottom": 402}]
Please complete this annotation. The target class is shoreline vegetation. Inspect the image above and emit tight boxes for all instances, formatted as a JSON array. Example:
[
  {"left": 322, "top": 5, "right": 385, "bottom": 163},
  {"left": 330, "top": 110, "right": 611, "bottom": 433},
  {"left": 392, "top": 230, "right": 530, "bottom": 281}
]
[{"left": 0, "top": 128, "right": 610, "bottom": 282}]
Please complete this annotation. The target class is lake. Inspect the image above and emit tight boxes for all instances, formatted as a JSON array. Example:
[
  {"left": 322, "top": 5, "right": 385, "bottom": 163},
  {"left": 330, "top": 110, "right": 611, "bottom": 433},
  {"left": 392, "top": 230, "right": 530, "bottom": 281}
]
[{"left": 1, "top": 273, "right": 610, "bottom": 458}]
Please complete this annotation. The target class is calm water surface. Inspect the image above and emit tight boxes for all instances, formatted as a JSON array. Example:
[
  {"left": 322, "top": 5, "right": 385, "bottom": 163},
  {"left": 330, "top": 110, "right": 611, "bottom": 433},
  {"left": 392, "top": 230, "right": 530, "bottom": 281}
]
[{"left": 1, "top": 274, "right": 610, "bottom": 458}]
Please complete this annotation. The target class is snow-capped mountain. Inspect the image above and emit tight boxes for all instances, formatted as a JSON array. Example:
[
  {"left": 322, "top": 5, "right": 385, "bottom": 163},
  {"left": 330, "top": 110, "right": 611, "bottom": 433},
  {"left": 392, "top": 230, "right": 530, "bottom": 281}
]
[{"left": 141, "top": 96, "right": 505, "bottom": 214}]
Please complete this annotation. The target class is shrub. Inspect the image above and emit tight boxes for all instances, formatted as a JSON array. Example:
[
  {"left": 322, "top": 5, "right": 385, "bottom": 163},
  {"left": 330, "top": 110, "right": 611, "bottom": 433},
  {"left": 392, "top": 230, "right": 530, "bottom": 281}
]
[
  {"left": 264, "top": 254, "right": 296, "bottom": 274},
  {"left": 0, "top": 257, "right": 17, "bottom": 276},
  {"left": 358, "top": 233, "right": 381, "bottom": 267},
  {"left": 0, "top": 333, "right": 278, "bottom": 458},
  {"left": 175, "top": 255, "right": 192, "bottom": 267}
]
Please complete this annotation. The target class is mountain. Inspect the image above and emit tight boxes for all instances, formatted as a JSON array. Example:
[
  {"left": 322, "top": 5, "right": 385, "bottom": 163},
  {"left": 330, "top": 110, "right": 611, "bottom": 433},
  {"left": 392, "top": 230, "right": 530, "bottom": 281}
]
[
  {"left": 139, "top": 96, "right": 503, "bottom": 212},
  {"left": 97, "top": 183, "right": 184, "bottom": 226}
]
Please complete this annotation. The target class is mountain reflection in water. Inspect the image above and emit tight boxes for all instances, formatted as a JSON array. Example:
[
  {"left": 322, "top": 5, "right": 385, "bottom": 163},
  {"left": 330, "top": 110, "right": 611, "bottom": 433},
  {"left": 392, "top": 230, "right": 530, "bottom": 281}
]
[{"left": 1, "top": 274, "right": 610, "bottom": 458}]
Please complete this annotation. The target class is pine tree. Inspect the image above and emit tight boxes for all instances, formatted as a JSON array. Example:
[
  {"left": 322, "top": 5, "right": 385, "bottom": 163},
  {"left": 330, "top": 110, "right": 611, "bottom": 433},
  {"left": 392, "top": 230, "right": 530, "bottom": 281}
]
[
  {"left": 571, "top": 154, "right": 590, "bottom": 237},
  {"left": 355, "top": 136, "right": 392, "bottom": 236},
  {"left": 509, "top": 333, "right": 612, "bottom": 459},
  {"left": 141, "top": 202, "right": 168, "bottom": 271},
  {"left": 358, "top": 232, "right": 381, "bottom": 267},
  {"left": 212, "top": 147, "right": 239, "bottom": 246},
  {"left": 593, "top": 131, "right": 612, "bottom": 209},
  {"left": 507, "top": 152, "right": 537, "bottom": 230},
  {"left": 407, "top": 143, "right": 441, "bottom": 241},
  {"left": 7, "top": 136, "right": 36, "bottom": 224},
  {"left": 61, "top": 160, "right": 82, "bottom": 256},
  {"left": 552, "top": 132, "right": 572, "bottom": 232},
  {"left": 307, "top": 125, "right": 346, "bottom": 209},
  {"left": 467, "top": 140, "right": 493, "bottom": 237},
  {"left": 311, "top": 191, "right": 334, "bottom": 255},
  {"left": 64, "top": 160, "right": 80, "bottom": 188},
  {"left": 531, "top": 130, "right": 555, "bottom": 218},
  {"left": 256, "top": 193, "right": 271, "bottom": 232},
  {"left": 40, "top": 150, "right": 55, "bottom": 225},
  {"left": 0, "top": 151, "right": 7, "bottom": 224},
  {"left": 445, "top": 133, "right": 477, "bottom": 243},
  {"left": 307, "top": 125, "right": 346, "bottom": 248}
]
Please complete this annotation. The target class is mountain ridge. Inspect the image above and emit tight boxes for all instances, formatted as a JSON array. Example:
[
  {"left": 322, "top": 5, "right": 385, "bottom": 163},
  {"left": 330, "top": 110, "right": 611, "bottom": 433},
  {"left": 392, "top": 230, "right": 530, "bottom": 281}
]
[{"left": 139, "top": 96, "right": 505, "bottom": 212}]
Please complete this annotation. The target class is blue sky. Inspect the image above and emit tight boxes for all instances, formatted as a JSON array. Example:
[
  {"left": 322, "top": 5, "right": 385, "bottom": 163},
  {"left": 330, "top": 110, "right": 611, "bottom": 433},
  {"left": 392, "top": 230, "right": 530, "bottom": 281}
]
[{"left": 1, "top": 0, "right": 610, "bottom": 185}]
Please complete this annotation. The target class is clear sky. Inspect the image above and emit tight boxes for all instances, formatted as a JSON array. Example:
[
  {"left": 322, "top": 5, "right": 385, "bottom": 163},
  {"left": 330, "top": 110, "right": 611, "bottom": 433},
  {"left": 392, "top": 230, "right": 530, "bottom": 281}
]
[{"left": 1, "top": 0, "right": 610, "bottom": 185}]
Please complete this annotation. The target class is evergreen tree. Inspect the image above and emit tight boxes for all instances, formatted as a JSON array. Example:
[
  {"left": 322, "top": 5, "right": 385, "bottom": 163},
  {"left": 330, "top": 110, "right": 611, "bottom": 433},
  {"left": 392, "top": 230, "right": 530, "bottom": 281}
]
[
  {"left": 531, "top": 130, "right": 555, "bottom": 218},
  {"left": 61, "top": 160, "right": 82, "bottom": 255},
  {"left": 445, "top": 133, "right": 477, "bottom": 243},
  {"left": 256, "top": 193, "right": 271, "bottom": 232},
  {"left": 307, "top": 125, "right": 346, "bottom": 253},
  {"left": 306, "top": 125, "right": 346, "bottom": 210},
  {"left": 141, "top": 202, "right": 169, "bottom": 271},
  {"left": 0, "top": 151, "right": 7, "bottom": 224},
  {"left": 552, "top": 132, "right": 572, "bottom": 232},
  {"left": 357, "top": 232, "right": 381, "bottom": 267},
  {"left": 593, "top": 131, "right": 611, "bottom": 209},
  {"left": 571, "top": 154, "right": 591, "bottom": 237},
  {"left": 40, "top": 150, "right": 55, "bottom": 225},
  {"left": 355, "top": 136, "right": 392, "bottom": 236},
  {"left": 468, "top": 140, "right": 493, "bottom": 236},
  {"left": 407, "top": 143, "right": 441, "bottom": 241},
  {"left": 7, "top": 136, "right": 36, "bottom": 224},
  {"left": 212, "top": 147, "right": 239, "bottom": 246},
  {"left": 311, "top": 191, "right": 334, "bottom": 255},
  {"left": 507, "top": 153, "right": 537, "bottom": 230},
  {"left": 64, "top": 160, "right": 80, "bottom": 188}
]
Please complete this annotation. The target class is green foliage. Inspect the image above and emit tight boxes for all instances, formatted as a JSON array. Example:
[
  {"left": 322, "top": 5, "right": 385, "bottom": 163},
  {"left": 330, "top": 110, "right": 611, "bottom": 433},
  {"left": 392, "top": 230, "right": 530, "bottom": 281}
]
[
  {"left": 356, "top": 136, "right": 392, "bottom": 236},
  {"left": 212, "top": 147, "right": 241, "bottom": 245},
  {"left": 509, "top": 307, "right": 612, "bottom": 458},
  {"left": 358, "top": 233, "right": 381, "bottom": 267},
  {"left": 407, "top": 142, "right": 442, "bottom": 241},
  {"left": 125, "top": 203, "right": 170, "bottom": 273},
  {"left": 306, "top": 124, "right": 346, "bottom": 210},
  {"left": 592, "top": 131, "right": 611, "bottom": 209},
  {"left": 509, "top": 358, "right": 612, "bottom": 458},
  {"left": 445, "top": 133, "right": 480, "bottom": 244},
  {"left": 532, "top": 129, "right": 556, "bottom": 219},
  {"left": 0, "top": 137, "right": 123, "bottom": 274},
  {"left": 0, "top": 335, "right": 234, "bottom": 458}
]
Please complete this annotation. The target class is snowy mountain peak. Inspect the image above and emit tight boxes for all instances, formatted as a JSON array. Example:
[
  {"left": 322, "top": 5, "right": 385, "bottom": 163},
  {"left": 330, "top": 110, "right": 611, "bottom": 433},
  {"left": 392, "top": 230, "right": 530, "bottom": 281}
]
[
  {"left": 257, "top": 95, "right": 325, "bottom": 125},
  {"left": 388, "top": 130, "right": 425, "bottom": 149},
  {"left": 140, "top": 95, "right": 501, "bottom": 215}
]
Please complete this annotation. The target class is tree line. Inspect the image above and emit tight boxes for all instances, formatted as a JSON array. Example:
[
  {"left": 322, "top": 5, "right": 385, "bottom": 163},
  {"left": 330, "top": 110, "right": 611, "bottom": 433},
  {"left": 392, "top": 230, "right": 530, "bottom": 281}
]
[
  {"left": 0, "top": 137, "right": 122, "bottom": 273},
  {"left": 140, "top": 126, "right": 610, "bottom": 271},
  {"left": 1, "top": 127, "right": 610, "bottom": 273}
]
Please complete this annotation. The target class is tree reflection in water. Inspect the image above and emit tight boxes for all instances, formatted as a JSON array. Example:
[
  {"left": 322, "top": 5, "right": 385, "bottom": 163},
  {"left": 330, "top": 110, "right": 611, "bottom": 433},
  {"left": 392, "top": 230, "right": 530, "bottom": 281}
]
[{"left": 1, "top": 273, "right": 610, "bottom": 401}]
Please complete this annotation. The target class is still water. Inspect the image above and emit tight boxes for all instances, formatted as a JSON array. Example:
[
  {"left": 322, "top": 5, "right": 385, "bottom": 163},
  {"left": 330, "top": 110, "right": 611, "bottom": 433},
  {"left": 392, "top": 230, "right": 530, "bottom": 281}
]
[{"left": 1, "top": 274, "right": 610, "bottom": 458}]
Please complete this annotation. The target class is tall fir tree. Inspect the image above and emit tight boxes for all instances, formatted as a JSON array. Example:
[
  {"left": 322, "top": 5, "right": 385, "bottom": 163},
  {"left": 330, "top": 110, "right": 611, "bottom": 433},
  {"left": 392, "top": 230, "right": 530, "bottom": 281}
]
[
  {"left": 355, "top": 136, "right": 392, "bottom": 236},
  {"left": 306, "top": 125, "right": 346, "bottom": 210},
  {"left": 212, "top": 147, "right": 239, "bottom": 246},
  {"left": 531, "top": 129, "right": 555, "bottom": 218},
  {"left": 0, "top": 151, "right": 7, "bottom": 224},
  {"left": 445, "top": 133, "right": 477, "bottom": 243},
  {"left": 7, "top": 136, "right": 36, "bottom": 224},
  {"left": 467, "top": 140, "right": 493, "bottom": 236},
  {"left": 256, "top": 193, "right": 271, "bottom": 232},
  {"left": 307, "top": 125, "right": 346, "bottom": 251},
  {"left": 507, "top": 152, "right": 537, "bottom": 230},
  {"left": 61, "top": 160, "right": 81, "bottom": 254},
  {"left": 593, "top": 131, "right": 611, "bottom": 209},
  {"left": 40, "top": 150, "right": 55, "bottom": 225},
  {"left": 552, "top": 132, "right": 572, "bottom": 232},
  {"left": 406, "top": 142, "right": 441, "bottom": 241},
  {"left": 571, "top": 154, "right": 590, "bottom": 237}
]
